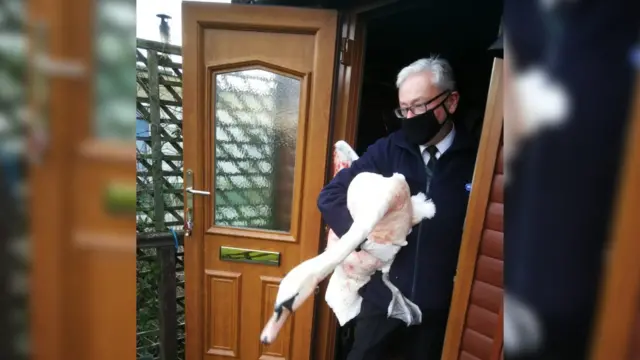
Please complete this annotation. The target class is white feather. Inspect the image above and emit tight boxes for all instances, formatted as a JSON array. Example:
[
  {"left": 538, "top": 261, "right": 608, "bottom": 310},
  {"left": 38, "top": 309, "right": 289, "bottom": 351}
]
[{"left": 410, "top": 192, "right": 436, "bottom": 225}]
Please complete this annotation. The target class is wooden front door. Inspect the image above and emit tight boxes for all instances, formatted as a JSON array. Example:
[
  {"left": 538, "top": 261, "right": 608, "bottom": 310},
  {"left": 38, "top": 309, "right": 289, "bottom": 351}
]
[{"left": 181, "top": 3, "right": 338, "bottom": 359}]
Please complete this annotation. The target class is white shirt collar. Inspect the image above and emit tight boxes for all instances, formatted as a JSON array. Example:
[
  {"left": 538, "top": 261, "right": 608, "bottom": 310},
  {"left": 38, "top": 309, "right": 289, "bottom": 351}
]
[{"left": 419, "top": 125, "right": 456, "bottom": 158}]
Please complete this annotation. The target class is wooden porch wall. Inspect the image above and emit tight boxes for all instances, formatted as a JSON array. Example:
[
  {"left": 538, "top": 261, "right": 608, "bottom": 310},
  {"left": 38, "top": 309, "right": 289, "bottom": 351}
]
[
  {"left": 442, "top": 58, "right": 504, "bottom": 360},
  {"left": 457, "top": 140, "right": 503, "bottom": 360}
]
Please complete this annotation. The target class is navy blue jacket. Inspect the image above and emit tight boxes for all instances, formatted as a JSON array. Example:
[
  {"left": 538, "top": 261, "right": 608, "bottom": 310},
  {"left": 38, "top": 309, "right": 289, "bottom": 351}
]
[
  {"left": 317, "top": 128, "right": 477, "bottom": 312},
  {"left": 503, "top": 0, "right": 640, "bottom": 356}
]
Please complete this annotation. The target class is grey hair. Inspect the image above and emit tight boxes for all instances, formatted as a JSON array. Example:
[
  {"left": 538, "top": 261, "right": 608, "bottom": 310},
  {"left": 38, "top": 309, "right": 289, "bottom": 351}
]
[{"left": 395, "top": 56, "right": 456, "bottom": 91}]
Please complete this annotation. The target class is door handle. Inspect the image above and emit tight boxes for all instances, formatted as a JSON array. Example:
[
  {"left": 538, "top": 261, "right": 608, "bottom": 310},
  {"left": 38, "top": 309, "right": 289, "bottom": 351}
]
[
  {"left": 185, "top": 187, "right": 210, "bottom": 196},
  {"left": 184, "top": 169, "right": 210, "bottom": 236}
]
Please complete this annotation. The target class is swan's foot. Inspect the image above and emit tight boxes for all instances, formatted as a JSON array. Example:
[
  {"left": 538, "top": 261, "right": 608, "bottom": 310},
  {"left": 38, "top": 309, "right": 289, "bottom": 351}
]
[
  {"left": 381, "top": 272, "right": 422, "bottom": 326},
  {"left": 388, "top": 294, "right": 422, "bottom": 326}
]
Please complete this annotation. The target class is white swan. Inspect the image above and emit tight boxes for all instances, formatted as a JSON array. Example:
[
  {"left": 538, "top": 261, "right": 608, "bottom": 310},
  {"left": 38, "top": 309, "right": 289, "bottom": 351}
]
[{"left": 260, "top": 141, "right": 436, "bottom": 345}]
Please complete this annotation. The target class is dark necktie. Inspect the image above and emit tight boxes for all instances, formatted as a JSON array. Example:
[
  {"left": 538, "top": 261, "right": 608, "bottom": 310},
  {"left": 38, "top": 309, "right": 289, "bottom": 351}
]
[{"left": 424, "top": 145, "right": 438, "bottom": 193}]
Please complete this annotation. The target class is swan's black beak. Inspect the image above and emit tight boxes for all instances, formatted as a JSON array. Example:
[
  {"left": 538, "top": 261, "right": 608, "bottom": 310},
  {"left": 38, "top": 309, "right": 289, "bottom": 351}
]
[
  {"left": 274, "top": 294, "right": 297, "bottom": 321},
  {"left": 261, "top": 295, "right": 298, "bottom": 345}
]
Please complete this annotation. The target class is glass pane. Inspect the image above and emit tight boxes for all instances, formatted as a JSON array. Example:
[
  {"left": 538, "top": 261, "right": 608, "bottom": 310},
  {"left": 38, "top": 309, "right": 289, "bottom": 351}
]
[
  {"left": 94, "top": 0, "right": 136, "bottom": 140},
  {"left": 213, "top": 69, "right": 300, "bottom": 232}
]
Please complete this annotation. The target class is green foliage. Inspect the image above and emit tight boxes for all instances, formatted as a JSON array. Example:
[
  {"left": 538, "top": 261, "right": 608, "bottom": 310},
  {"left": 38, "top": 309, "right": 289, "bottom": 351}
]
[
  {"left": 136, "top": 248, "right": 162, "bottom": 359},
  {"left": 136, "top": 247, "right": 186, "bottom": 360}
]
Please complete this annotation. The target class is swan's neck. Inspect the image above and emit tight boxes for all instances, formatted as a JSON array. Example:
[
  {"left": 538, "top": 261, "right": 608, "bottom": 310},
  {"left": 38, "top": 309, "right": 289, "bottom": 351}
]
[
  {"left": 319, "top": 221, "right": 372, "bottom": 275},
  {"left": 314, "top": 251, "right": 346, "bottom": 279}
]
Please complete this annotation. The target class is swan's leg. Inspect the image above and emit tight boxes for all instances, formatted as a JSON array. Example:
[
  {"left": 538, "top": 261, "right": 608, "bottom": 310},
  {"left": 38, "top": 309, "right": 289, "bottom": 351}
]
[
  {"left": 381, "top": 266, "right": 423, "bottom": 326},
  {"left": 379, "top": 263, "right": 406, "bottom": 321},
  {"left": 381, "top": 270, "right": 409, "bottom": 322}
]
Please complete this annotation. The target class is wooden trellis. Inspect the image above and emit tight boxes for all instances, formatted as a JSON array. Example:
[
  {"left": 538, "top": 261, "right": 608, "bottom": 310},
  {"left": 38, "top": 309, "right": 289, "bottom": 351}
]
[
  {"left": 135, "top": 38, "right": 185, "bottom": 360},
  {"left": 136, "top": 39, "right": 185, "bottom": 233}
]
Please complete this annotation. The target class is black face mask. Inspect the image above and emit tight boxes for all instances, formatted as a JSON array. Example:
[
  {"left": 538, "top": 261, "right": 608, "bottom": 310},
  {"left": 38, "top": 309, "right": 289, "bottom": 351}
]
[{"left": 401, "top": 97, "right": 451, "bottom": 145}]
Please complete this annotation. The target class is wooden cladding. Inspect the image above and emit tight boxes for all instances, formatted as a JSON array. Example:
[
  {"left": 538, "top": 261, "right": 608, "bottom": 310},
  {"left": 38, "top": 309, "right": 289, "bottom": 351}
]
[
  {"left": 458, "top": 142, "right": 504, "bottom": 360},
  {"left": 442, "top": 59, "right": 504, "bottom": 360}
]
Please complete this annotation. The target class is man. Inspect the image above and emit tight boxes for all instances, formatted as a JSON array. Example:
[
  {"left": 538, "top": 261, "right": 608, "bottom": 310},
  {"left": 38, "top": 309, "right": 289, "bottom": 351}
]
[{"left": 317, "top": 56, "right": 478, "bottom": 360}]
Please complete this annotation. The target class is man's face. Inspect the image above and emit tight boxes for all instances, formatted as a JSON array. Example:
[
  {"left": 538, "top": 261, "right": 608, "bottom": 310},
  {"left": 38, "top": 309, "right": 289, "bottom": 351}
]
[{"left": 397, "top": 72, "right": 459, "bottom": 120}]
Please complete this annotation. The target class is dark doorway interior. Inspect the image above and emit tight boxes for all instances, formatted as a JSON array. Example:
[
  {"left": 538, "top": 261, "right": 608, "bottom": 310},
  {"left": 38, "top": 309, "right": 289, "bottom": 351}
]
[{"left": 353, "top": 0, "right": 502, "bottom": 155}]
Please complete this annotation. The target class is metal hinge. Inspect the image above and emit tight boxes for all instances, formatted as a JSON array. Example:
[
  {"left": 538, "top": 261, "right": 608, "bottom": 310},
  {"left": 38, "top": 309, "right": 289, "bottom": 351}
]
[{"left": 340, "top": 37, "right": 354, "bottom": 66}]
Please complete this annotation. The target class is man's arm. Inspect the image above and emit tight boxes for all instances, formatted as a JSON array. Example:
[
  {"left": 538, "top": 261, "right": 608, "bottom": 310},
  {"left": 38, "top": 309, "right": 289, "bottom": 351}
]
[{"left": 317, "top": 139, "right": 388, "bottom": 237}]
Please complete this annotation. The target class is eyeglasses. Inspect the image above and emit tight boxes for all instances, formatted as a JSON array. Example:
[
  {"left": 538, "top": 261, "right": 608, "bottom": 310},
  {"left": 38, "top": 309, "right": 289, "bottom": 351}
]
[{"left": 394, "top": 90, "right": 450, "bottom": 119}]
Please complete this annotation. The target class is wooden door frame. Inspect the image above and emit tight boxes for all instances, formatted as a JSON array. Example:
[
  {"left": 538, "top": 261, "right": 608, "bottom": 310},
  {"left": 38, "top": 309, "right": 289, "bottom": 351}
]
[
  {"left": 440, "top": 58, "right": 504, "bottom": 360},
  {"left": 312, "top": 2, "right": 398, "bottom": 358},
  {"left": 589, "top": 73, "right": 640, "bottom": 360}
]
